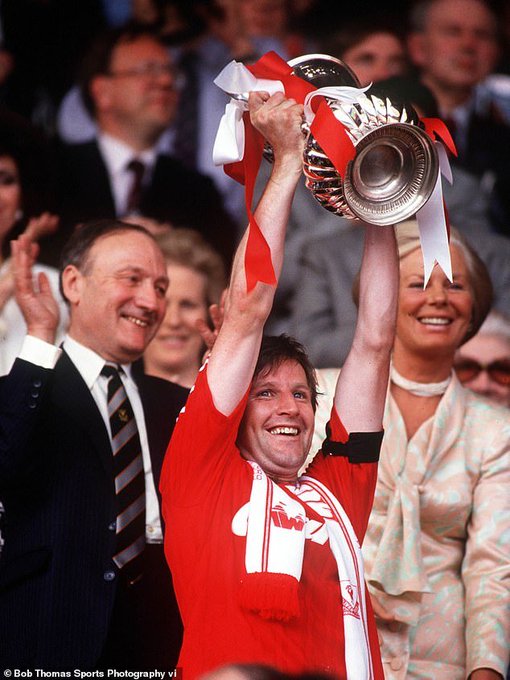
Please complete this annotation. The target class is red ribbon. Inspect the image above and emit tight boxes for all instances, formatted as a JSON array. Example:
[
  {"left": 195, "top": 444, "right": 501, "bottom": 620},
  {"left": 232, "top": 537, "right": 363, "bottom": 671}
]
[
  {"left": 224, "top": 52, "right": 313, "bottom": 290},
  {"left": 223, "top": 51, "right": 355, "bottom": 291},
  {"left": 421, "top": 117, "right": 458, "bottom": 157},
  {"left": 247, "top": 51, "right": 316, "bottom": 103},
  {"left": 310, "top": 100, "right": 356, "bottom": 178}
]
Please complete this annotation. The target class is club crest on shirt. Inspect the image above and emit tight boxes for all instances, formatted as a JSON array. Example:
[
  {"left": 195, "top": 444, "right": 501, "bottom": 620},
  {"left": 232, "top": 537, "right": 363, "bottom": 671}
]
[
  {"left": 270, "top": 501, "right": 305, "bottom": 531},
  {"left": 341, "top": 580, "right": 360, "bottom": 619}
]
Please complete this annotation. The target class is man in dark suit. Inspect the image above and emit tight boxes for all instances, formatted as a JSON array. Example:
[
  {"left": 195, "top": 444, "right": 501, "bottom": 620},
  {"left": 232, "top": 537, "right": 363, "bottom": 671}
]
[
  {"left": 44, "top": 25, "right": 237, "bottom": 268},
  {"left": 407, "top": 0, "right": 510, "bottom": 234},
  {"left": 0, "top": 220, "right": 189, "bottom": 670}
]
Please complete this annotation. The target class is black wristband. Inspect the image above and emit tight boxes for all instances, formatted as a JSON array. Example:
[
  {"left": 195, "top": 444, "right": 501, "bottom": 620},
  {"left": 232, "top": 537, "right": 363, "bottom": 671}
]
[{"left": 321, "top": 425, "right": 383, "bottom": 464}]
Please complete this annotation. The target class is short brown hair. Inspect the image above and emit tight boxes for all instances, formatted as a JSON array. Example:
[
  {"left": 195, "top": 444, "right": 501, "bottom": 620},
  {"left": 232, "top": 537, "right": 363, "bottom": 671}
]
[{"left": 254, "top": 335, "right": 319, "bottom": 412}]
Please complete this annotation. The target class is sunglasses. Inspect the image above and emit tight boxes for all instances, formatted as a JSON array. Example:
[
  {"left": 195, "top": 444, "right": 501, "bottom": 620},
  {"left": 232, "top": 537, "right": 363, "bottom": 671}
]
[{"left": 454, "top": 358, "right": 510, "bottom": 386}]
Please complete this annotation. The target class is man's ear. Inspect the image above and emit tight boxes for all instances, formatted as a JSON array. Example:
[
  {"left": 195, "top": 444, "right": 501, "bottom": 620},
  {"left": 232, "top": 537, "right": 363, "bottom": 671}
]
[
  {"left": 407, "top": 32, "right": 427, "bottom": 69},
  {"left": 90, "top": 75, "right": 113, "bottom": 113},
  {"left": 62, "top": 265, "right": 83, "bottom": 305}
]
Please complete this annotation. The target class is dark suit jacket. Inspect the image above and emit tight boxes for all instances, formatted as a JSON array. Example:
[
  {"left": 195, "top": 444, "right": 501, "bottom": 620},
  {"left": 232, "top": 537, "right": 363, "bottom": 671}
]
[
  {"left": 459, "top": 110, "right": 510, "bottom": 235},
  {"left": 0, "top": 352, "right": 188, "bottom": 669},
  {"left": 41, "top": 140, "right": 238, "bottom": 268}
]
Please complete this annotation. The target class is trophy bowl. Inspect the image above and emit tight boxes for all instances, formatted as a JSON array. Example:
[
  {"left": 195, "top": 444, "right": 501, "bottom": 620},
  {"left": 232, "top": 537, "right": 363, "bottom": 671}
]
[
  {"left": 284, "top": 54, "right": 440, "bottom": 225},
  {"left": 302, "top": 91, "right": 439, "bottom": 225}
]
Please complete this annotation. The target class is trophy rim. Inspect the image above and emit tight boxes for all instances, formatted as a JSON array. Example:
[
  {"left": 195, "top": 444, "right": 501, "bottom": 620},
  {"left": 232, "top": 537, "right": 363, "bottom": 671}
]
[{"left": 342, "top": 123, "right": 439, "bottom": 226}]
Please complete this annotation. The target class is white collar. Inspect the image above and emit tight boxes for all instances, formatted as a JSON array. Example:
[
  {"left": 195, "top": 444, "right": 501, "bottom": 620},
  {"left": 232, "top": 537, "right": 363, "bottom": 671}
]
[
  {"left": 390, "top": 364, "right": 452, "bottom": 397},
  {"left": 97, "top": 131, "right": 157, "bottom": 176},
  {"left": 63, "top": 335, "right": 133, "bottom": 390}
]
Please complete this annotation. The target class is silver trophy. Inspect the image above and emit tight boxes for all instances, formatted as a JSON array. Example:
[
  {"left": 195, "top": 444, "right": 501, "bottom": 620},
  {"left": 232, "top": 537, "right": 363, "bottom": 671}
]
[{"left": 280, "top": 54, "right": 439, "bottom": 226}]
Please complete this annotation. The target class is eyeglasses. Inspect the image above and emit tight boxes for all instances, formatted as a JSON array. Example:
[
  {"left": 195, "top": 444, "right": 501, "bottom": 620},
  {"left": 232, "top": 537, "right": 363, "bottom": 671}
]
[
  {"left": 108, "top": 62, "right": 185, "bottom": 89},
  {"left": 454, "top": 358, "right": 510, "bottom": 386},
  {"left": 0, "top": 171, "right": 19, "bottom": 187}
]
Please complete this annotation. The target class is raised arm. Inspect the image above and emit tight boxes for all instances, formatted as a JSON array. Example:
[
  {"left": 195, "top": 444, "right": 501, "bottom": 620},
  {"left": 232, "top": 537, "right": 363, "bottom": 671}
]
[
  {"left": 334, "top": 224, "right": 399, "bottom": 433},
  {"left": 207, "top": 91, "right": 304, "bottom": 416}
]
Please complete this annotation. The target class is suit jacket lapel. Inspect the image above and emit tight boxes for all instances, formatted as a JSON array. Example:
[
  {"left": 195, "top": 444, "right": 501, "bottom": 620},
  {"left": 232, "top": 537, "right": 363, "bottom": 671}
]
[
  {"left": 88, "top": 141, "right": 117, "bottom": 215},
  {"left": 53, "top": 351, "right": 114, "bottom": 480}
]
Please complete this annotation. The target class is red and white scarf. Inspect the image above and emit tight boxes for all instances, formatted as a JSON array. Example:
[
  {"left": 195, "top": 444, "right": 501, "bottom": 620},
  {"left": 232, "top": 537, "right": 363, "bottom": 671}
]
[{"left": 237, "top": 461, "right": 373, "bottom": 680}]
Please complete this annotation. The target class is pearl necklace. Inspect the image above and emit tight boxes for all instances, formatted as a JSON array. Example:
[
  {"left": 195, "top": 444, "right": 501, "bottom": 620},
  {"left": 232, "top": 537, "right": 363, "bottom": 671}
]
[{"left": 390, "top": 365, "right": 452, "bottom": 397}]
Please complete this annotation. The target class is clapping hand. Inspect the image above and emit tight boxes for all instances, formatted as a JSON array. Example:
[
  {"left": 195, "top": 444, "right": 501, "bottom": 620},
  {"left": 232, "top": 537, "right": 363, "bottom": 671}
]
[
  {"left": 0, "top": 212, "right": 59, "bottom": 313},
  {"left": 11, "top": 234, "right": 60, "bottom": 344}
]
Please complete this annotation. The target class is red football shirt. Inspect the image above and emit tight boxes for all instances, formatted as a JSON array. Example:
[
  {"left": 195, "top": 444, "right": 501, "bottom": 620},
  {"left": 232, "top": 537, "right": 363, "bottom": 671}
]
[{"left": 161, "top": 365, "right": 383, "bottom": 679}]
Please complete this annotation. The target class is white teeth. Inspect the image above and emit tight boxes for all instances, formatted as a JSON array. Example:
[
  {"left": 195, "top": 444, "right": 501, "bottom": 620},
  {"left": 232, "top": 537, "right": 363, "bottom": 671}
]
[
  {"left": 419, "top": 317, "right": 450, "bottom": 325},
  {"left": 126, "top": 316, "right": 148, "bottom": 327},
  {"left": 269, "top": 427, "right": 298, "bottom": 436}
]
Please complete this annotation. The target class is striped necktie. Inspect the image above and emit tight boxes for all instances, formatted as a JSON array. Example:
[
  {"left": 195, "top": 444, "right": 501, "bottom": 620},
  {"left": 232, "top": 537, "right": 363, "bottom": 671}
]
[{"left": 101, "top": 364, "right": 145, "bottom": 578}]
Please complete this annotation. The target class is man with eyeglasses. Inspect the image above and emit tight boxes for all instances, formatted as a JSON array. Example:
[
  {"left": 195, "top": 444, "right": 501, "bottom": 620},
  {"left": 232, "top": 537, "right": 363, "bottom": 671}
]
[{"left": 48, "top": 25, "right": 237, "bottom": 270}]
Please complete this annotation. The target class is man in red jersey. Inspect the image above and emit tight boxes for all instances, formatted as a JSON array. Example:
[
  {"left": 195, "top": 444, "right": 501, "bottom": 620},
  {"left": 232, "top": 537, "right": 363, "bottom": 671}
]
[{"left": 161, "top": 90, "right": 399, "bottom": 679}]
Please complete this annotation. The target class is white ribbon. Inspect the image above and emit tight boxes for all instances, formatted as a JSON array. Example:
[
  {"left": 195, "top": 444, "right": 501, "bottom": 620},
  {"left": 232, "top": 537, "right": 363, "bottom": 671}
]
[
  {"left": 212, "top": 60, "right": 284, "bottom": 165},
  {"left": 303, "top": 85, "right": 371, "bottom": 124},
  {"left": 415, "top": 141, "right": 454, "bottom": 284}
]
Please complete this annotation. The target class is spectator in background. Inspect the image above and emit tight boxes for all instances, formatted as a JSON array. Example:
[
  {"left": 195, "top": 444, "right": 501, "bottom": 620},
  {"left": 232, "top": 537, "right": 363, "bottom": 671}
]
[
  {"left": 144, "top": 228, "right": 226, "bottom": 388},
  {"left": 49, "top": 24, "right": 237, "bottom": 270},
  {"left": 454, "top": 309, "right": 510, "bottom": 406},
  {"left": 0, "top": 138, "right": 67, "bottom": 376},
  {"left": 362, "top": 222, "right": 510, "bottom": 680},
  {"left": 407, "top": 0, "right": 510, "bottom": 234},
  {"left": 322, "top": 19, "right": 409, "bottom": 87}
]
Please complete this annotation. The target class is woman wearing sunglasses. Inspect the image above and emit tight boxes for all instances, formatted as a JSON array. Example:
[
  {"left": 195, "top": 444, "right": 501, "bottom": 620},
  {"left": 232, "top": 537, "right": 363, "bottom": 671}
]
[
  {"left": 454, "top": 310, "right": 510, "bottom": 408},
  {"left": 359, "top": 223, "right": 510, "bottom": 680}
]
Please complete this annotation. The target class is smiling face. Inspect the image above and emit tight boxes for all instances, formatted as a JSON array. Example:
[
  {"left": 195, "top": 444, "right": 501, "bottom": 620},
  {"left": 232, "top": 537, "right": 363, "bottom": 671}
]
[
  {"left": 64, "top": 230, "right": 168, "bottom": 364},
  {"left": 237, "top": 360, "right": 315, "bottom": 484},
  {"left": 342, "top": 32, "right": 407, "bottom": 86},
  {"left": 0, "top": 155, "right": 21, "bottom": 242},
  {"left": 144, "top": 262, "right": 208, "bottom": 386},
  {"left": 395, "top": 245, "right": 474, "bottom": 362}
]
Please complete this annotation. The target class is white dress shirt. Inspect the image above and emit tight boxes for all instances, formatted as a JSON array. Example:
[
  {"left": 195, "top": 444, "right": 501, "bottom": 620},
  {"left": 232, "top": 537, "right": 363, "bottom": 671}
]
[{"left": 96, "top": 132, "right": 157, "bottom": 217}]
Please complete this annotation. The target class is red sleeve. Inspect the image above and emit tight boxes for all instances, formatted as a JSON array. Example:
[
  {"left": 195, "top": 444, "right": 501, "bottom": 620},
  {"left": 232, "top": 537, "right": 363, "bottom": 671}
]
[
  {"left": 159, "top": 362, "right": 249, "bottom": 509},
  {"left": 308, "top": 406, "right": 382, "bottom": 544}
]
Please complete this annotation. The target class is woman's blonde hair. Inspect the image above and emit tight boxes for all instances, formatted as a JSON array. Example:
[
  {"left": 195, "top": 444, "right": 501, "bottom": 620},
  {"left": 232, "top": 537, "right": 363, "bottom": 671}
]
[{"left": 156, "top": 228, "right": 227, "bottom": 307}]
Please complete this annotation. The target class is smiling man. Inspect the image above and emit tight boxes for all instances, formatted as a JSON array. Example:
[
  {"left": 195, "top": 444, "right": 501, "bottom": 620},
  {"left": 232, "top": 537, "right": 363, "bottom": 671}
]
[
  {"left": 160, "top": 92, "right": 400, "bottom": 679},
  {"left": 0, "top": 220, "right": 188, "bottom": 670}
]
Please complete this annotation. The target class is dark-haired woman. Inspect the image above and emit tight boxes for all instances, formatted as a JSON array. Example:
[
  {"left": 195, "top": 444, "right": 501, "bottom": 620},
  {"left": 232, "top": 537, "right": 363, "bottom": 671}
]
[{"left": 0, "top": 152, "right": 67, "bottom": 374}]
